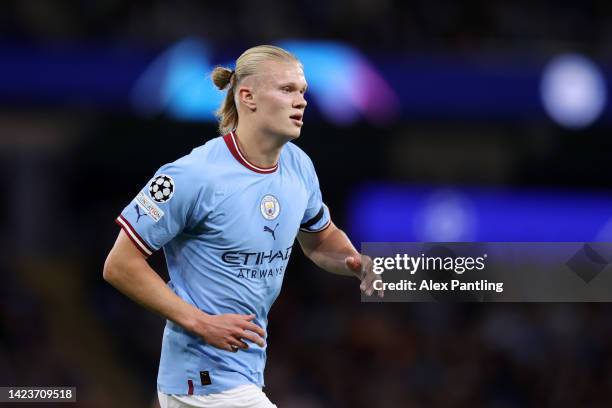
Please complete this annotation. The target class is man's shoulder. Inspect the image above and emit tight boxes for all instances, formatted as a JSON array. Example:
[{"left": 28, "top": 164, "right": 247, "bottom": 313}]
[
  {"left": 170, "top": 136, "right": 226, "bottom": 175},
  {"left": 283, "top": 141, "right": 314, "bottom": 168},
  {"left": 189, "top": 135, "right": 226, "bottom": 160}
]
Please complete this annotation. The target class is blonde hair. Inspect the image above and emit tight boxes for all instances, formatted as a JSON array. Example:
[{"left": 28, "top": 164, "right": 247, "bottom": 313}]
[{"left": 211, "top": 45, "right": 300, "bottom": 135}]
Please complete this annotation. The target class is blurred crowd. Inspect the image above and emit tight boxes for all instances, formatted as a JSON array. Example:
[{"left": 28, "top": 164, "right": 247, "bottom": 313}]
[
  {"left": 3, "top": 0, "right": 612, "bottom": 53},
  {"left": 267, "top": 273, "right": 612, "bottom": 407}
]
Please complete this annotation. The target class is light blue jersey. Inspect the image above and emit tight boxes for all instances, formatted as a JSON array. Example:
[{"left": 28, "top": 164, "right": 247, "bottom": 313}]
[{"left": 116, "top": 131, "right": 330, "bottom": 395}]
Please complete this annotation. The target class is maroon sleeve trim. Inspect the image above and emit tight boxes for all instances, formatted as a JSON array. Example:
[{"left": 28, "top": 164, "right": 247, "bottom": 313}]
[{"left": 115, "top": 215, "right": 154, "bottom": 256}]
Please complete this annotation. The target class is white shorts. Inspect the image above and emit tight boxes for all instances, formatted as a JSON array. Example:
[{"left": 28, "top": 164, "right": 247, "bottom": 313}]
[{"left": 157, "top": 384, "right": 277, "bottom": 408}]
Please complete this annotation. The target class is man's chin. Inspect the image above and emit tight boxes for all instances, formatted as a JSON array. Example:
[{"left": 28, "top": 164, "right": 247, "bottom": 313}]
[
  {"left": 266, "top": 126, "right": 302, "bottom": 142},
  {"left": 281, "top": 128, "right": 302, "bottom": 141}
]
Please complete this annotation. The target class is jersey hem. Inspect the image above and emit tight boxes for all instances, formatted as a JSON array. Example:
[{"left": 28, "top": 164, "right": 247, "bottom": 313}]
[{"left": 157, "top": 380, "right": 262, "bottom": 396}]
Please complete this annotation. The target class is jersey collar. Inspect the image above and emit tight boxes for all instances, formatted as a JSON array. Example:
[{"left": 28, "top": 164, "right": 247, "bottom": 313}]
[{"left": 223, "top": 131, "right": 279, "bottom": 174}]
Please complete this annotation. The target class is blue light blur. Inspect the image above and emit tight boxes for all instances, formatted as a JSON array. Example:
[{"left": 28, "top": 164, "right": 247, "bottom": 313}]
[
  {"left": 2, "top": 40, "right": 612, "bottom": 125},
  {"left": 129, "top": 38, "right": 399, "bottom": 123},
  {"left": 130, "top": 38, "right": 220, "bottom": 120},
  {"left": 347, "top": 184, "right": 612, "bottom": 243},
  {"left": 279, "top": 40, "right": 400, "bottom": 125},
  {"left": 540, "top": 53, "right": 607, "bottom": 129}
]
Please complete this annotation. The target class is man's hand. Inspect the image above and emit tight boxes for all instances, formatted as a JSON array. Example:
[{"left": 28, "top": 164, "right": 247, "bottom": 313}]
[
  {"left": 193, "top": 313, "right": 266, "bottom": 353},
  {"left": 345, "top": 255, "right": 384, "bottom": 298}
]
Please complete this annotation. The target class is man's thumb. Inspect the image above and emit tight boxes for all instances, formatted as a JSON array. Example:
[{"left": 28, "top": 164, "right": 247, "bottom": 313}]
[{"left": 345, "top": 256, "right": 361, "bottom": 270}]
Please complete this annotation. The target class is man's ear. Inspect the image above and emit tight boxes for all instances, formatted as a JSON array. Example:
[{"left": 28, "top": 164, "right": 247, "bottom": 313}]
[{"left": 237, "top": 86, "right": 257, "bottom": 111}]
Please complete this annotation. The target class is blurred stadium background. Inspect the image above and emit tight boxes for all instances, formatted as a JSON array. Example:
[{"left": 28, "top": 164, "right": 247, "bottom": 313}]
[{"left": 3, "top": 1, "right": 612, "bottom": 406}]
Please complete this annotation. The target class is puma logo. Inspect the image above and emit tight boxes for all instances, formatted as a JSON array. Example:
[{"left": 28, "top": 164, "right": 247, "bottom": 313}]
[
  {"left": 134, "top": 204, "right": 147, "bottom": 223},
  {"left": 264, "top": 223, "right": 279, "bottom": 240}
]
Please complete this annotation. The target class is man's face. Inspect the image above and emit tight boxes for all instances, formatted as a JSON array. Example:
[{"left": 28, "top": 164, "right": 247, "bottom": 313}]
[{"left": 250, "top": 60, "right": 308, "bottom": 140}]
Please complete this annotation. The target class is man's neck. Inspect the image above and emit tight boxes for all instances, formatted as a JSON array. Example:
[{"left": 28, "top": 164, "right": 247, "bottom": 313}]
[{"left": 233, "top": 125, "right": 287, "bottom": 168}]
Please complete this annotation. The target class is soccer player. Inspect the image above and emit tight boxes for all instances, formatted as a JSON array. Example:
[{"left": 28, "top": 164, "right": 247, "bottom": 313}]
[{"left": 103, "top": 45, "right": 382, "bottom": 408}]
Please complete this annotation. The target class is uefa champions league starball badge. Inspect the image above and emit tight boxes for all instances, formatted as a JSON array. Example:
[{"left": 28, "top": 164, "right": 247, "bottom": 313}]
[
  {"left": 149, "top": 174, "right": 175, "bottom": 203},
  {"left": 260, "top": 195, "right": 280, "bottom": 220}
]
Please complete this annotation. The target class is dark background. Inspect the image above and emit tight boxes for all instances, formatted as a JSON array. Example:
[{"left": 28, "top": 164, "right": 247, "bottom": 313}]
[{"left": 2, "top": 1, "right": 612, "bottom": 407}]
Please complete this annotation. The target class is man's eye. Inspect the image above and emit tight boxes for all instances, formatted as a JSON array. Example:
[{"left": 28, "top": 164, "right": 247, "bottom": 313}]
[{"left": 282, "top": 87, "right": 292, "bottom": 92}]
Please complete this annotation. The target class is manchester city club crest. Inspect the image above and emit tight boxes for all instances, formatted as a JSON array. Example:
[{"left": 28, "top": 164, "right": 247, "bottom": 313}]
[{"left": 260, "top": 194, "right": 280, "bottom": 220}]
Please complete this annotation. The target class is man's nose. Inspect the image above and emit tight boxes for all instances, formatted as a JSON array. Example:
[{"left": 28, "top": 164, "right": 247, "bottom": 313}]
[{"left": 294, "top": 94, "right": 307, "bottom": 109}]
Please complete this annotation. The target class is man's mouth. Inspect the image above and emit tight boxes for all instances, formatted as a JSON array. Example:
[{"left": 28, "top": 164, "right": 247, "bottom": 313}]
[{"left": 290, "top": 113, "right": 303, "bottom": 125}]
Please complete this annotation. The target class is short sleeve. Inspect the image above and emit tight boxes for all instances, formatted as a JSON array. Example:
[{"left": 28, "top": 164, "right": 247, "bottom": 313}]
[
  {"left": 115, "top": 159, "right": 200, "bottom": 256},
  {"left": 299, "top": 157, "right": 331, "bottom": 233}
]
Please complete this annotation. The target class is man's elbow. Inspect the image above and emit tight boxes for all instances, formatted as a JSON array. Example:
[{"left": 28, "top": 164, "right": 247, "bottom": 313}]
[{"left": 103, "top": 253, "right": 121, "bottom": 284}]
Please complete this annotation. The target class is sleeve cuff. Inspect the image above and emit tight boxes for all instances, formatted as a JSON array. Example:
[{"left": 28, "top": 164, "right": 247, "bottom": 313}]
[
  {"left": 300, "top": 205, "right": 331, "bottom": 233},
  {"left": 299, "top": 218, "right": 331, "bottom": 233},
  {"left": 115, "top": 215, "right": 155, "bottom": 256}
]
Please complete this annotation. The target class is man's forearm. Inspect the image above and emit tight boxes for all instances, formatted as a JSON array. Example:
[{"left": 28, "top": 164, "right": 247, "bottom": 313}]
[
  {"left": 104, "top": 231, "right": 267, "bottom": 352},
  {"left": 103, "top": 251, "right": 207, "bottom": 332},
  {"left": 306, "top": 226, "right": 361, "bottom": 278}
]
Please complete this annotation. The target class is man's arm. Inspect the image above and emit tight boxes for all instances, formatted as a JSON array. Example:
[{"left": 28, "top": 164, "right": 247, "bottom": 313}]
[
  {"left": 103, "top": 230, "right": 265, "bottom": 351},
  {"left": 297, "top": 222, "right": 383, "bottom": 297}
]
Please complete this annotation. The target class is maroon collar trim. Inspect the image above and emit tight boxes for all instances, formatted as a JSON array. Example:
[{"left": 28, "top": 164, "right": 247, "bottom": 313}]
[{"left": 223, "top": 131, "right": 278, "bottom": 174}]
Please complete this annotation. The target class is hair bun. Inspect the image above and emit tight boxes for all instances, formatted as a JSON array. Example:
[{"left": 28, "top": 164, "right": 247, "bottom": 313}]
[{"left": 211, "top": 66, "right": 234, "bottom": 90}]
